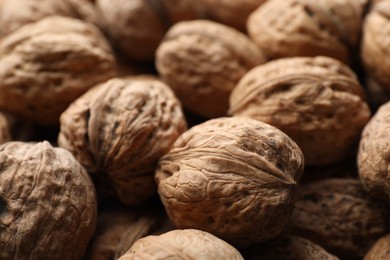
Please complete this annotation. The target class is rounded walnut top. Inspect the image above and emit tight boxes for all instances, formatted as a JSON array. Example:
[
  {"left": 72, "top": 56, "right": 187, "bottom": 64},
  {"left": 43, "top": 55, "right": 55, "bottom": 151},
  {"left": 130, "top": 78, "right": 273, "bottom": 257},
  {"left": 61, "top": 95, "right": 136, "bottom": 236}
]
[
  {"left": 118, "top": 229, "right": 244, "bottom": 260},
  {"left": 58, "top": 76, "right": 187, "bottom": 205},
  {"left": 0, "top": 16, "right": 116, "bottom": 125},
  {"left": 156, "top": 117, "right": 304, "bottom": 246},
  {"left": 365, "top": 234, "right": 390, "bottom": 260},
  {"left": 156, "top": 19, "right": 265, "bottom": 118},
  {"left": 0, "top": 141, "right": 97, "bottom": 259},
  {"left": 229, "top": 56, "right": 371, "bottom": 166}
]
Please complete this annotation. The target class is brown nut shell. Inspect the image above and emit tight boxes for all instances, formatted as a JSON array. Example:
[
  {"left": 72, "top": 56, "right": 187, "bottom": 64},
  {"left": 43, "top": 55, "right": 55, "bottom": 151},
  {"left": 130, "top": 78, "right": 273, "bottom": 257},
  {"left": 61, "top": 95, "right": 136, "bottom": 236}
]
[
  {"left": 58, "top": 76, "right": 187, "bottom": 205},
  {"left": 0, "top": 16, "right": 116, "bottom": 125},
  {"left": 247, "top": 0, "right": 367, "bottom": 63},
  {"left": 0, "top": 141, "right": 97, "bottom": 259},
  {"left": 118, "top": 229, "right": 244, "bottom": 260},
  {"left": 97, "top": 0, "right": 200, "bottom": 61},
  {"left": 156, "top": 20, "right": 266, "bottom": 118},
  {"left": 364, "top": 234, "right": 390, "bottom": 260},
  {"left": 290, "top": 178, "right": 390, "bottom": 259},
  {"left": 156, "top": 117, "right": 304, "bottom": 246},
  {"left": 0, "top": 112, "right": 11, "bottom": 144},
  {"left": 244, "top": 234, "right": 339, "bottom": 260},
  {"left": 358, "top": 101, "right": 390, "bottom": 201},
  {"left": 229, "top": 56, "right": 371, "bottom": 166}
]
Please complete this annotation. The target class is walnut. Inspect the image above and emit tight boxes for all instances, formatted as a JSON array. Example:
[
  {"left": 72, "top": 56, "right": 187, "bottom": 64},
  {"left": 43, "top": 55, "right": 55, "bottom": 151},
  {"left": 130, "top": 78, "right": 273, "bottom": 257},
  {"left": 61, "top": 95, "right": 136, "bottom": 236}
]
[
  {"left": 290, "top": 178, "right": 390, "bottom": 259},
  {"left": 362, "top": 1, "right": 390, "bottom": 93},
  {"left": 0, "top": 16, "right": 116, "bottom": 126},
  {"left": 156, "top": 20, "right": 266, "bottom": 118},
  {"left": 0, "top": 112, "right": 11, "bottom": 144},
  {"left": 0, "top": 0, "right": 99, "bottom": 38},
  {"left": 199, "top": 0, "right": 267, "bottom": 31},
  {"left": 58, "top": 76, "right": 187, "bottom": 205},
  {"left": 229, "top": 56, "right": 371, "bottom": 166},
  {"left": 156, "top": 117, "right": 304, "bottom": 246},
  {"left": 364, "top": 234, "right": 390, "bottom": 260},
  {"left": 0, "top": 141, "right": 97, "bottom": 259},
  {"left": 243, "top": 234, "right": 339, "bottom": 260},
  {"left": 358, "top": 101, "right": 390, "bottom": 201},
  {"left": 96, "top": 0, "right": 201, "bottom": 61},
  {"left": 247, "top": 0, "right": 368, "bottom": 63},
  {"left": 118, "top": 229, "right": 244, "bottom": 260}
]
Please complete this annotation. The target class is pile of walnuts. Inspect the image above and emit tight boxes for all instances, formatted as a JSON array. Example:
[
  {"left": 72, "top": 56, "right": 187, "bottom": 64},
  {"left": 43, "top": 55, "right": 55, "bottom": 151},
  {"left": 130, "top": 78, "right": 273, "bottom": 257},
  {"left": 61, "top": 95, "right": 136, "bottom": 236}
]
[{"left": 1, "top": 0, "right": 390, "bottom": 259}]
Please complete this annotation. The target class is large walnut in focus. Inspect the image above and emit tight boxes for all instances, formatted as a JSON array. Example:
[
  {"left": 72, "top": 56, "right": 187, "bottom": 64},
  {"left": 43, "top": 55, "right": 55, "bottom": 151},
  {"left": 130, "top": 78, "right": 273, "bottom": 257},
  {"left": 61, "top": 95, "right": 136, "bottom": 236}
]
[
  {"left": 229, "top": 56, "right": 371, "bottom": 166},
  {"left": 58, "top": 77, "right": 187, "bottom": 205},
  {"left": 244, "top": 234, "right": 339, "bottom": 260},
  {"left": 0, "top": 16, "right": 116, "bottom": 125},
  {"left": 96, "top": 0, "right": 200, "bottom": 61},
  {"left": 365, "top": 234, "right": 390, "bottom": 260},
  {"left": 156, "top": 20, "right": 266, "bottom": 118},
  {"left": 358, "top": 101, "right": 390, "bottom": 201},
  {"left": 156, "top": 117, "right": 304, "bottom": 246},
  {"left": 247, "top": 0, "right": 368, "bottom": 63},
  {"left": 0, "top": 141, "right": 97, "bottom": 259},
  {"left": 119, "top": 229, "right": 244, "bottom": 260},
  {"left": 0, "top": 0, "right": 99, "bottom": 38},
  {"left": 290, "top": 178, "right": 390, "bottom": 259}
]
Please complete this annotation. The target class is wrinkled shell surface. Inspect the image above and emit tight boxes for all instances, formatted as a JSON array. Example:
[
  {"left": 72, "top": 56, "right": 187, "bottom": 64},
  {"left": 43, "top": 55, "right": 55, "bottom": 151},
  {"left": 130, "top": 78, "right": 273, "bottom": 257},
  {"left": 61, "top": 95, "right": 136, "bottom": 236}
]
[
  {"left": 156, "top": 20, "right": 265, "bottom": 118},
  {"left": 156, "top": 117, "right": 304, "bottom": 246},
  {"left": 59, "top": 77, "right": 187, "bottom": 205},
  {"left": 0, "top": 0, "right": 99, "bottom": 38},
  {"left": 97, "top": 0, "right": 200, "bottom": 61},
  {"left": 0, "top": 16, "right": 116, "bottom": 125},
  {"left": 0, "top": 112, "right": 11, "bottom": 144},
  {"left": 229, "top": 56, "right": 371, "bottom": 166},
  {"left": 364, "top": 234, "right": 390, "bottom": 260},
  {"left": 247, "top": 0, "right": 367, "bottom": 63},
  {"left": 290, "top": 178, "right": 390, "bottom": 259},
  {"left": 358, "top": 101, "right": 390, "bottom": 201},
  {"left": 244, "top": 234, "right": 339, "bottom": 260},
  {"left": 0, "top": 141, "right": 97, "bottom": 259},
  {"left": 199, "top": 0, "right": 267, "bottom": 31},
  {"left": 362, "top": 1, "right": 390, "bottom": 93},
  {"left": 119, "top": 229, "right": 244, "bottom": 260}
]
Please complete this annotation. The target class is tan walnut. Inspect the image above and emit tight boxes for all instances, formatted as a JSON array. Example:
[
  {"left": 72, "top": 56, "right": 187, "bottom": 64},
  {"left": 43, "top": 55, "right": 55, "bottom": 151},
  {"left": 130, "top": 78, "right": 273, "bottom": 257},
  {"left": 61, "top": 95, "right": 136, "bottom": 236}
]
[
  {"left": 229, "top": 56, "right": 371, "bottom": 166},
  {"left": 58, "top": 76, "right": 187, "bottom": 205},
  {"left": 0, "top": 141, "right": 97, "bottom": 259},
  {"left": 290, "top": 178, "right": 390, "bottom": 259},
  {"left": 364, "top": 234, "right": 390, "bottom": 260},
  {"left": 0, "top": 16, "right": 116, "bottom": 125},
  {"left": 156, "top": 20, "right": 266, "bottom": 118},
  {"left": 96, "top": 0, "right": 201, "bottom": 61},
  {"left": 156, "top": 117, "right": 304, "bottom": 246},
  {"left": 247, "top": 0, "right": 368, "bottom": 63},
  {"left": 118, "top": 229, "right": 244, "bottom": 260},
  {"left": 358, "top": 101, "right": 390, "bottom": 201}
]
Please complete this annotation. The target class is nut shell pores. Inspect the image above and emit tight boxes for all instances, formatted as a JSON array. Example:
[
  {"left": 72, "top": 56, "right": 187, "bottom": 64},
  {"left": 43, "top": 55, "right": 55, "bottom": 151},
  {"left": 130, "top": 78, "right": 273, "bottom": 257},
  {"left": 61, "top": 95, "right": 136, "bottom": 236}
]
[
  {"left": 358, "top": 101, "right": 390, "bottom": 201},
  {"left": 0, "top": 16, "right": 116, "bottom": 125},
  {"left": 229, "top": 56, "right": 371, "bottom": 166},
  {"left": 58, "top": 77, "right": 187, "bottom": 205},
  {"left": 156, "top": 20, "right": 266, "bottom": 118},
  {"left": 118, "top": 229, "right": 244, "bottom": 260},
  {"left": 0, "top": 141, "right": 97, "bottom": 259},
  {"left": 156, "top": 117, "right": 304, "bottom": 246}
]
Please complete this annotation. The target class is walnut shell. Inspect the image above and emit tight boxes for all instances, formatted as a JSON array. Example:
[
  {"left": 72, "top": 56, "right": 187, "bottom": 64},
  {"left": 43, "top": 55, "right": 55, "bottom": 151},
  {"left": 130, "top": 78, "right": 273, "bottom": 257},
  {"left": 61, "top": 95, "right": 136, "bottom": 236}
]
[
  {"left": 364, "top": 234, "right": 390, "bottom": 260},
  {"left": 156, "top": 20, "right": 266, "bottom": 118},
  {"left": 229, "top": 56, "right": 371, "bottom": 166},
  {"left": 118, "top": 229, "right": 244, "bottom": 260},
  {"left": 0, "top": 16, "right": 116, "bottom": 125},
  {"left": 156, "top": 117, "right": 304, "bottom": 246},
  {"left": 290, "top": 178, "right": 390, "bottom": 259},
  {"left": 97, "top": 0, "right": 200, "bottom": 61},
  {"left": 247, "top": 0, "right": 367, "bottom": 63},
  {"left": 362, "top": 0, "right": 390, "bottom": 93},
  {"left": 0, "top": 0, "right": 99, "bottom": 38},
  {"left": 0, "top": 141, "right": 97, "bottom": 259},
  {"left": 243, "top": 234, "right": 339, "bottom": 260},
  {"left": 58, "top": 76, "right": 187, "bottom": 205},
  {"left": 199, "top": 0, "right": 267, "bottom": 31},
  {"left": 0, "top": 112, "right": 11, "bottom": 144},
  {"left": 358, "top": 101, "right": 390, "bottom": 201}
]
